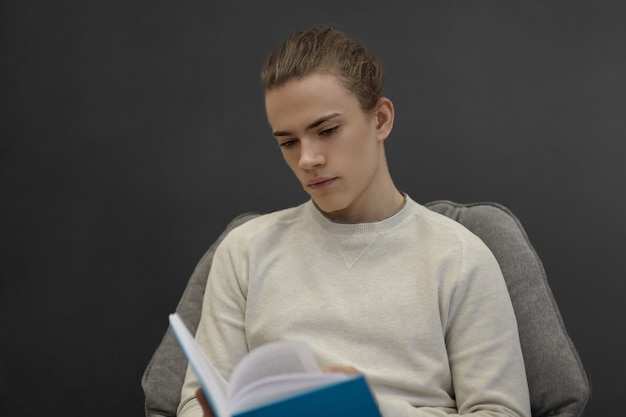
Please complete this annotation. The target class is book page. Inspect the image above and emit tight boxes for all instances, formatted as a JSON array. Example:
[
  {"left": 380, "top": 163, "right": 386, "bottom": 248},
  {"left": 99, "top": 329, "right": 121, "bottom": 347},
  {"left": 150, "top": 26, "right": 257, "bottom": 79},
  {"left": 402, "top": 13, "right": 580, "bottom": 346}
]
[
  {"left": 228, "top": 340, "right": 321, "bottom": 400},
  {"left": 169, "top": 314, "right": 229, "bottom": 417}
]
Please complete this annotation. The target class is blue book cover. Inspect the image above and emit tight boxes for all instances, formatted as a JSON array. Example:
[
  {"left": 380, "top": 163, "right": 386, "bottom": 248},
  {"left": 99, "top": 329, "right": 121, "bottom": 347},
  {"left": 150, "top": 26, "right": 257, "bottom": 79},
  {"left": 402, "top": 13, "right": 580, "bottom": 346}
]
[{"left": 235, "top": 375, "right": 381, "bottom": 417}]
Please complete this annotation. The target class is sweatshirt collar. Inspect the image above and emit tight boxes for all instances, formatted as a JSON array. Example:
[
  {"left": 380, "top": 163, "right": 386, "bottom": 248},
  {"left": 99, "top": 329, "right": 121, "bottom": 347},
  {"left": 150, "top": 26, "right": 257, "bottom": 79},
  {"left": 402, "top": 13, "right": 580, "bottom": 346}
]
[{"left": 307, "top": 193, "right": 413, "bottom": 235}]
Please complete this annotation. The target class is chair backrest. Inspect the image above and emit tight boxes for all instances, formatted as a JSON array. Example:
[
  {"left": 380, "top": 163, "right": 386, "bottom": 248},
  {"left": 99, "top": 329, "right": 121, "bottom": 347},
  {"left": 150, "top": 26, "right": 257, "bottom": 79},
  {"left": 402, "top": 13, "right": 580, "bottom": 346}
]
[{"left": 142, "top": 202, "right": 589, "bottom": 417}]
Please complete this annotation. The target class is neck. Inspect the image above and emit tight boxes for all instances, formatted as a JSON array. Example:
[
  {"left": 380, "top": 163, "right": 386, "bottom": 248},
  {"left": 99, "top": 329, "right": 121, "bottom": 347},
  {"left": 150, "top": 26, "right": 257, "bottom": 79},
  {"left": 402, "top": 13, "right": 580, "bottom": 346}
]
[{"left": 324, "top": 183, "right": 405, "bottom": 224}]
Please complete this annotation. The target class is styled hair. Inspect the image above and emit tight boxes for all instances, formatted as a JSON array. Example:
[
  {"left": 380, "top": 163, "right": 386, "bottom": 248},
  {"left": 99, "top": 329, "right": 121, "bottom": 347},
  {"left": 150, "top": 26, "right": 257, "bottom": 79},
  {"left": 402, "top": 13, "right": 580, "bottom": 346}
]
[{"left": 261, "top": 26, "right": 385, "bottom": 111}]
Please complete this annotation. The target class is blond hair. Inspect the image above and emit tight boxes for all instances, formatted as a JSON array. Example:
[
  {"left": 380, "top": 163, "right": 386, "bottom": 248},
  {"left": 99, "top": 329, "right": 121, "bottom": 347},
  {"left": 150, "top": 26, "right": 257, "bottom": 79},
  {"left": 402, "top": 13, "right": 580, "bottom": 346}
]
[{"left": 261, "top": 26, "right": 385, "bottom": 111}]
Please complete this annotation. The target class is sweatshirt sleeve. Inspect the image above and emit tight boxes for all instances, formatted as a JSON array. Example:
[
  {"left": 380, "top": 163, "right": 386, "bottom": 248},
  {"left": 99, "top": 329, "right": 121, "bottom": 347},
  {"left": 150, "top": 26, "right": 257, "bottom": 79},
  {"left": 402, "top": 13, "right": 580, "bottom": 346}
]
[
  {"left": 177, "top": 230, "right": 251, "bottom": 417},
  {"left": 378, "top": 234, "right": 531, "bottom": 417}
]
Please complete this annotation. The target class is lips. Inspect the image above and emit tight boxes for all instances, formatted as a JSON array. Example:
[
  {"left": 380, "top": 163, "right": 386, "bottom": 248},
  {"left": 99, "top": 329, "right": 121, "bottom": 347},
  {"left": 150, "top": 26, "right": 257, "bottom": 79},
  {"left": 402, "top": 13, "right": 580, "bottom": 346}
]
[{"left": 307, "top": 177, "right": 337, "bottom": 189}]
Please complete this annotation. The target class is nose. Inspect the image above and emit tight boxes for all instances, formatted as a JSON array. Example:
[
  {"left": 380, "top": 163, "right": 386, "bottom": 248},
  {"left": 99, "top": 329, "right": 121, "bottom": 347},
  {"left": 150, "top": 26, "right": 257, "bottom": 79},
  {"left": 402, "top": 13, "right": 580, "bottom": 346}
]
[{"left": 298, "top": 140, "right": 326, "bottom": 170}]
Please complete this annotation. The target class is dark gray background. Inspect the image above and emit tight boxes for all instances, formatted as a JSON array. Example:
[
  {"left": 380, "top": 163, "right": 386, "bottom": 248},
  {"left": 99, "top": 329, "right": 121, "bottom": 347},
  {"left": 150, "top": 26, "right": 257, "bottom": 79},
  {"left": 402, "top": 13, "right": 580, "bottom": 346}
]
[{"left": 1, "top": 1, "right": 623, "bottom": 416}]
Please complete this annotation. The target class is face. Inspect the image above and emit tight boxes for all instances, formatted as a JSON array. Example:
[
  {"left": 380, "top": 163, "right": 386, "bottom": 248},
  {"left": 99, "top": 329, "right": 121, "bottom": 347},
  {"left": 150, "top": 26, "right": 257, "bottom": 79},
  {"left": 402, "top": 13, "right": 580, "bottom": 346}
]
[{"left": 265, "top": 73, "right": 394, "bottom": 222}]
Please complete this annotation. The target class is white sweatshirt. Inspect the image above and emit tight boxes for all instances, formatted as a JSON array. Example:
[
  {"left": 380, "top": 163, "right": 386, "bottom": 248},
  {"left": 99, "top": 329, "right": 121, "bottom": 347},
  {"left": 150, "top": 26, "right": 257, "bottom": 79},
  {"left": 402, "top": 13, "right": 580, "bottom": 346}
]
[{"left": 178, "top": 196, "right": 530, "bottom": 417}]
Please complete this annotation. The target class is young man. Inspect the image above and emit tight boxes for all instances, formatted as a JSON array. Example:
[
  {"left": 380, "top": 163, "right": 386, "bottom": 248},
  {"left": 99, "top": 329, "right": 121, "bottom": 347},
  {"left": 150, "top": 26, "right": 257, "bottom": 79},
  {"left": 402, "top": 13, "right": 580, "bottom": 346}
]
[{"left": 178, "top": 26, "right": 531, "bottom": 417}]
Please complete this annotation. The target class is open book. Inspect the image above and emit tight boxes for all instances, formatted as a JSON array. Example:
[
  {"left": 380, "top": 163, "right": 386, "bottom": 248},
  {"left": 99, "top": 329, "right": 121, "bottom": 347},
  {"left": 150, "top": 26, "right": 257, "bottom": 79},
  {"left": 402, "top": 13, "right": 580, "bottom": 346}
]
[{"left": 169, "top": 313, "right": 381, "bottom": 417}]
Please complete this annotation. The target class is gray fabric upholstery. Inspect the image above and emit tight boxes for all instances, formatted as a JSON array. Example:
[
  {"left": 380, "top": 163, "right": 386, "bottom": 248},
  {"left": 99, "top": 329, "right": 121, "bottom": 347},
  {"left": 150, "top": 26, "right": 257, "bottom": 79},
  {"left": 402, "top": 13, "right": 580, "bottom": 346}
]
[{"left": 142, "top": 202, "right": 589, "bottom": 417}]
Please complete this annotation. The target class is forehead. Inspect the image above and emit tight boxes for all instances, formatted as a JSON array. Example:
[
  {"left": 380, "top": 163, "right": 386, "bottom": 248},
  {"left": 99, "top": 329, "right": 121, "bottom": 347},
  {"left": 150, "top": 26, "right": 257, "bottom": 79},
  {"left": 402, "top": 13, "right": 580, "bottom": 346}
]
[{"left": 264, "top": 73, "right": 361, "bottom": 130}]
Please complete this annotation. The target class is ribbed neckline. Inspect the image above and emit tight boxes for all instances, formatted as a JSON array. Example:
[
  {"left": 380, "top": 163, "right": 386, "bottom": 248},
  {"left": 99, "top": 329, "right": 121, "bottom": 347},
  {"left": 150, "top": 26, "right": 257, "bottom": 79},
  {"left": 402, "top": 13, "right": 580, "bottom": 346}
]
[{"left": 306, "top": 194, "right": 414, "bottom": 235}]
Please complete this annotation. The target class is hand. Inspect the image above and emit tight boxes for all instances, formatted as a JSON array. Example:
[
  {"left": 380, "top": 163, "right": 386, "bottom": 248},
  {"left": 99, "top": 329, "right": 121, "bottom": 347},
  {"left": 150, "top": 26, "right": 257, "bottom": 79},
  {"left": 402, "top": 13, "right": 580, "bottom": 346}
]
[
  {"left": 323, "top": 365, "right": 378, "bottom": 406},
  {"left": 322, "top": 365, "right": 361, "bottom": 375},
  {"left": 195, "top": 388, "right": 215, "bottom": 417}
]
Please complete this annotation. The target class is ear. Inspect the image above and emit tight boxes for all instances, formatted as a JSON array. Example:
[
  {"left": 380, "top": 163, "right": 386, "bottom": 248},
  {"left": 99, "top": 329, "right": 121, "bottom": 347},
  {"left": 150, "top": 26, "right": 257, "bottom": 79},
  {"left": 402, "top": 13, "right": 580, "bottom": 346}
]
[{"left": 374, "top": 97, "right": 394, "bottom": 142}]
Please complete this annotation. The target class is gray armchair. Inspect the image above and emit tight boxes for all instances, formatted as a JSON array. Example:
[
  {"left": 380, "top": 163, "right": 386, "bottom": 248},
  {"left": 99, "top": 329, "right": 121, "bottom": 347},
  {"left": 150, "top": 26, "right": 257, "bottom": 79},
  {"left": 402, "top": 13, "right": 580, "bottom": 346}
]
[{"left": 142, "top": 201, "right": 589, "bottom": 417}]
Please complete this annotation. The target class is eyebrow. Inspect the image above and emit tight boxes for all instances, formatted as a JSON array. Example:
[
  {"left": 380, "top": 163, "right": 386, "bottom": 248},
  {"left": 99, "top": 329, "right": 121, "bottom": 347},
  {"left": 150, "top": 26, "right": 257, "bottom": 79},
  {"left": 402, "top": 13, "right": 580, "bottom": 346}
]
[{"left": 272, "top": 113, "right": 342, "bottom": 137}]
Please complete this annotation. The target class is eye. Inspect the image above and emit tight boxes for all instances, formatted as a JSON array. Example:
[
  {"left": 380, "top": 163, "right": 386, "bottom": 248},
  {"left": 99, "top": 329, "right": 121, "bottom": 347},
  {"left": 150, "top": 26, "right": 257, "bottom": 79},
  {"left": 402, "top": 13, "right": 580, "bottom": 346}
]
[
  {"left": 279, "top": 139, "right": 298, "bottom": 148},
  {"left": 320, "top": 126, "right": 339, "bottom": 136}
]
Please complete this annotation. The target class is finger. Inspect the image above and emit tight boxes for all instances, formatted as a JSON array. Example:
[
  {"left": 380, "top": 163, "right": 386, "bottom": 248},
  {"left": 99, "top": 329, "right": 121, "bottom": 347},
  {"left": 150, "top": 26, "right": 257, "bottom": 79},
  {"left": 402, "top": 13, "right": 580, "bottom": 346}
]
[
  {"left": 322, "top": 366, "right": 378, "bottom": 406},
  {"left": 195, "top": 388, "right": 215, "bottom": 417},
  {"left": 322, "top": 365, "right": 360, "bottom": 375}
]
